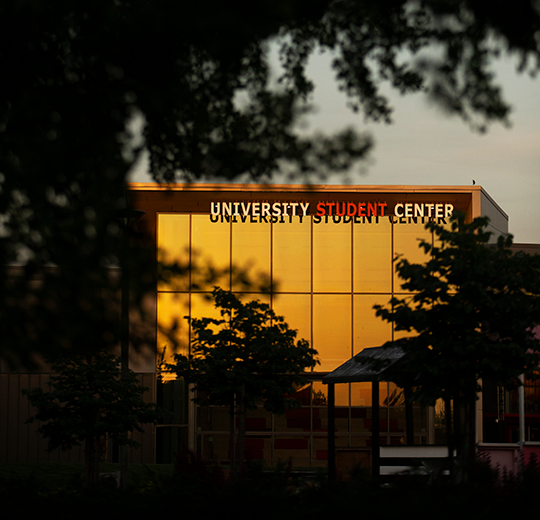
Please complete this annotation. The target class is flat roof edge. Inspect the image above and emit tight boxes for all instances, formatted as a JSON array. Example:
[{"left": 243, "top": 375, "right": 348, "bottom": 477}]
[{"left": 128, "top": 182, "right": 486, "bottom": 194}]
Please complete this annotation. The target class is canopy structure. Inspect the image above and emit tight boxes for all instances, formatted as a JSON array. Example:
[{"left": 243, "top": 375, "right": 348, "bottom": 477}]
[
  {"left": 322, "top": 344, "right": 406, "bottom": 384},
  {"left": 322, "top": 342, "right": 413, "bottom": 479}
]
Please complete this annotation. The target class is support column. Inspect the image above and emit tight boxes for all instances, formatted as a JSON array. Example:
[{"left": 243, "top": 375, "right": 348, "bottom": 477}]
[
  {"left": 328, "top": 383, "right": 335, "bottom": 480},
  {"left": 372, "top": 381, "right": 380, "bottom": 479},
  {"left": 519, "top": 374, "right": 525, "bottom": 473},
  {"left": 405, "top": 386, "right": 414, "bottom": 446}
]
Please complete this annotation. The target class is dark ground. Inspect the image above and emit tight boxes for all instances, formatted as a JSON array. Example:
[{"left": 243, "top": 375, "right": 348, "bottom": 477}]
[{"left": 1, "top": 458, "right": 539, "bottom": 519}]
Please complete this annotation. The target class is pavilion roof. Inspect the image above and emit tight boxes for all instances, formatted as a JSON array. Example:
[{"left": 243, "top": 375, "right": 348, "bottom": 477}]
[{"left": 322, "top": 342, "right": 407, "bottom": 384}]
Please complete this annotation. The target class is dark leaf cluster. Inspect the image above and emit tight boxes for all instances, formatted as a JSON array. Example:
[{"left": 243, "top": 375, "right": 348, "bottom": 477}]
[
  {"left": 2, "top": 1, "right": 540, "bottom": 366},
  {"left": 23, "top": 350, "right": 166, "bottom": 452},
  {"left": 374, "top": 214, "right": 540, "bottom": 406},
  {"left": 167, "top": 288, "right": 318, "bottom": 414}
]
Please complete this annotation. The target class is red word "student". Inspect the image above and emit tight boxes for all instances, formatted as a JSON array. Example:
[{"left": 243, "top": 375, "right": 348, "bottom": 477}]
[{"left": 316, "top": 201, "right": 388, "bottom": 217}]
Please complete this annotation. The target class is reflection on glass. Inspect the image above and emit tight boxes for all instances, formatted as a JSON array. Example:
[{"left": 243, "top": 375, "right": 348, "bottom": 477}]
[
  {"left": 334, "top": 382, "right": 350, "bottom": 407},
  {"left": 310, "top": 382, "right": 328, "bottom": 406},
  {"left": 273, "top": 435, "right": 310, "bottom": 466},
  {"left": 274, "top": 408, "right": 310, "bottom": 432},
  {"left": 354, "top": 219, "right": 392, "bottom": 293},
  {"left": 433, "top": 216, "right": 454, "bottom": 251},
  {"left": 273, "top": 217, "right": 311, "bottom": 292},
  {"left": 351, "top": 382, "right": 379, "bottom": 407},
  {"left": 191, "top": 215, "right": 231, "bottom": 291},
  {"left": 313, "top": 295, "right": 352, "bottom": 371},
  {"left": 155, "top": 205, "right": 450, "bottom": 463},
  {"left": 393, "top": 328, "right": 416, "bottom": 340},
  {"left": 232, "top": 220, "right": 271, "bottom": 292},
  {"left": 158, "top": 214, "right": 190, "bottom": 291},
  {"left": 272, "top": 294, "right": 311, "bottom": 353},
  {"left": 393, "top": 221, "right": 432, "bottom": 292},
  {"left": 245, "top": 408, "right": 272, "bottom": 432},
  {"left": 234, "top": 292, "right": 271, "bottom": 306},
  {"left": 291, "top": 382, "right": 312, "bottom": 406},
  {"left": 434, "top": 398, "right": 446, "bottom": 443},
  {"left": 393, "top": 295, "right": 423, "bottom": 340},
  {"left": 387, "top": 407, "right": 408, "bottom": 443},
  {"left": 353, "top": 295, "right": 393, "bottom": 354},
  {"left": 157, "top": 292, "right": 190, "bottom": 374},
  {"left": 313, "top": 222, "right": 351, "bottom": 292},
  {"left": 313, "top": 435, "right": 331, "bottom": 463},
  {"left": 384, "top": 383, "right": 405, "bottom": 406},
  {"left": 349, "top": 382, "right": 395, "bottom": 407},
  {"left": 190, "top": 292, "right": 223, "bottom": 329}
]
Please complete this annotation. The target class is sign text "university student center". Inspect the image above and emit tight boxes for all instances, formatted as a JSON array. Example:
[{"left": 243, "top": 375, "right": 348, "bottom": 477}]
[{"left": 210, "top": 201, "right": 455, "bottom": 219}]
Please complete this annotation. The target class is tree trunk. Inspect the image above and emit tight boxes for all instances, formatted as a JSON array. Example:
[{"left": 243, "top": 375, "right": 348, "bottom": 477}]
[
  {"left": 229, "top": 393, "right": 236, "bottom": 478},
  {"left": 466, "top": 388, "right": 477, "bottom": 476},
  {"left": 84, "top": 355, "right": 100, "bottom": 488},
  {"left": 237, "top": 385, "right": 246, "bottom": 475},
  {"left": 445, "top": 397, "right": 454, "bottom": 482},
  {"left": 84, "top": 434, "right": 100, "bottom": 488},
  {"left": 453, "top": 400, "right": 462, "bottom": 457},
  {"left": 404, "top": 386, "right": 414, "bottom": 446}
]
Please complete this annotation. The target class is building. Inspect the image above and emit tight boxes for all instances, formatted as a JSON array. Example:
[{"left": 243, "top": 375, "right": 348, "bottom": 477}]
[
  {"left": 128, "top": 183, "right": 507, "bottom": 467},
  {"left": 4, "top": 182, "right": 539, "bottom": 469}
]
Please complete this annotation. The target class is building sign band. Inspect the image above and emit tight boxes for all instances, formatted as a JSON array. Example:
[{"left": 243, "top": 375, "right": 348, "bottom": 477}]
[{"left": 210, "top": 200, "right": 455, "bottom": 223}]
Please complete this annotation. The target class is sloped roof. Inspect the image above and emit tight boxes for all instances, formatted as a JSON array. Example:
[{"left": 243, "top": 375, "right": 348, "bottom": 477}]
[{"left": 322, "top": 343, "right": 406, "bottom": 384}]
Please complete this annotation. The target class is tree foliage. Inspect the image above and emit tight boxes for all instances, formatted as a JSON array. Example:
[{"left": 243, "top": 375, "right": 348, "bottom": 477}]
[
  {"left": 167, "top": 288, "right": 317, "bottom": 471},
  {"left": 23, "top": 350, "right": 166, "bottom": 485},
  {"left": 3, "top": 1, "right": 540, "bottom": 365},
  {"left": 374, "top": 214, "right": 540, "bottom": 407},
  {"left": 169, "top": 288, "right": 318, "bottom": 413}
]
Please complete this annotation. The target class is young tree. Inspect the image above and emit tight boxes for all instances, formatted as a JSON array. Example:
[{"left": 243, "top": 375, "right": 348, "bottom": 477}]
[
  {"left": 24, "top": 350, "right": 166, "bottom": 487},
  {"left": 168, "top": 288, "right": 318, "bottom": 475},
  {"left": 373, "top": 214, "right": 540, "bottom": 470}
]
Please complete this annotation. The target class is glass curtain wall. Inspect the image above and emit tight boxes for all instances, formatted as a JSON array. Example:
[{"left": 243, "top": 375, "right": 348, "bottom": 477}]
[
  {"left": 157, "top": 213, "right": 441, "bottom": 466},
  {"left": 482, "top": 378, "right": 540, "bottom": 444}
]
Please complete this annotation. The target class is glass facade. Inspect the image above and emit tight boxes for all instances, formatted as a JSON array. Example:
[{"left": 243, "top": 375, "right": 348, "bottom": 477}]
[
  {"left": 157, "top": 214, "right": 448, "bottom": 371},
  {"left": 482, "top": 378, "right": 540, "bottom": 444},
  {"left": 156, "top": 211, "right": 444, "bottom": 465}
]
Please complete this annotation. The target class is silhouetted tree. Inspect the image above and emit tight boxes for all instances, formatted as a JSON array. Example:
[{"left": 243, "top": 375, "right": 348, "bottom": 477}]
[
  {"left": 3, "top": 1, "right": 540, "bottom": 365},
  {"left": 24, "top": 350, "right": 166, "bottom": 487},
  {"left": 374, "top": 214, "right": 540, "bottom": 476},
  {"left": 168, "top": 288, "right": 318, "bottom": 475}
]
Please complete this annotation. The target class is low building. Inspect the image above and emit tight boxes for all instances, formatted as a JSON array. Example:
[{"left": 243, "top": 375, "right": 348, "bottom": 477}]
[
  {"left": 129, "top": 183, "right": 506, "bottom": 466},
  {"left": 3, "top": 182, "right": 538, "bottom": 470}
]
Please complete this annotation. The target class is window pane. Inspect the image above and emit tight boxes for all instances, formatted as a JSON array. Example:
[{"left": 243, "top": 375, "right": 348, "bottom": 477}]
[
  {"left": 393, "top": 220, "right": 432, "bottom": 292},
  {"left": 433, "top": 216, "right": 454, "bottom": 250},
  {"left": 354, "top": 218, "right": 392, "bottom": 293},
  {"left": 231, "top": 220, "right": 271, "bottom": 292},
  {"left": 353, "top": 295, "right": 393, "bottom": 354},
  {"left": 191, "top": 215, "right": 231, "bottom": 291},
  {"left": 190, "top": 292, "right": 223, "bottom": 326},
  {"left": 157, "top": 292, "right": 190, "bottom": 372},
  {"left": 313, "top": 295, "right": 351, "bottom": 371},
  {"left": 385, "top": 383, "right": 405, "bottom": 407},
  {"left": 234, "top": 292, "right": 271, "bottom": 308},
  {"left": 273, "top": 216, "right": 311, "bottom": 293},
  {"left": 351, "top": 382, "right": 387, "bottom": 407},
  {"left": 272, "top": 293, "right": 311, "bottom": 351},
  {"left": 313, "top": 220, "right": 351, "bottom": 293},
  {"left": 157, "top": 214, "right": 190, "bottom": 291},
  {"left": 273, "top": 435, "right": 310, "bottom": 466},
  {"left": 393, "top": 294, "right": 424, "bottom": 340},
  {"left": 311, "top": 382, "right": 349, "bottom": 409}
]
